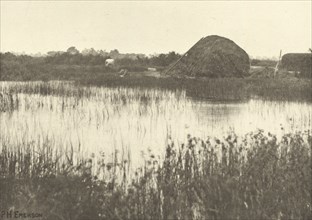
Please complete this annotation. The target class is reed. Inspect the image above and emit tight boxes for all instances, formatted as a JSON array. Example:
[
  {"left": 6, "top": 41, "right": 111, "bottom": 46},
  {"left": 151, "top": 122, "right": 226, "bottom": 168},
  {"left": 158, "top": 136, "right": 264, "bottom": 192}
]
[
  {"left": 1, "top": 131, "right": 311, "bottom": 220},
  {"left": 0, "top": 81, "right": 311, "bottom": 219},
  {"left": 81, "top": 74, "right": 312, "bottom": 102}
]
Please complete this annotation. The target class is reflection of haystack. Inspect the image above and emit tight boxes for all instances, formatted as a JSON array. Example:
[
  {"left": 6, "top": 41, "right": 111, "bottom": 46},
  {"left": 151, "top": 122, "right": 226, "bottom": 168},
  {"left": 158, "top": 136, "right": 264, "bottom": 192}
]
[{"left": 165, "top": 35, "right": 250, "bottom": 77}]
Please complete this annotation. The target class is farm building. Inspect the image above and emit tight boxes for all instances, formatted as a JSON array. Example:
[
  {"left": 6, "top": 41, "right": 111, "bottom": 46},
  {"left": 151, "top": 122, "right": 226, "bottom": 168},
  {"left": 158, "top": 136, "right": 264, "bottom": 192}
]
[
  {"left": 165, "top": 35, "right": 250, "bottom": 77},
  {"left": 280, "top": 53, "right": 312, "bottom": 77}
]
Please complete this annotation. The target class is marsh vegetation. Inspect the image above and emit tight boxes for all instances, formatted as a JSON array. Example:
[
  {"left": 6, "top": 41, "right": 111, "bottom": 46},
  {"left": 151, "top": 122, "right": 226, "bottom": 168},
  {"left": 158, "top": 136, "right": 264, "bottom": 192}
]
[
  {"left": 0, "top": 81, "right": 311, "bottom": 219},
  {"left": 1, "top": 130, "right": 311, "bottom": 220}
]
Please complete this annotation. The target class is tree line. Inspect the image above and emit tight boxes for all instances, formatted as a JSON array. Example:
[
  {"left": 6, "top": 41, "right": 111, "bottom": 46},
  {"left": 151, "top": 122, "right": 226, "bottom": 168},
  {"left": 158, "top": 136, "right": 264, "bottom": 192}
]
[
  {"left": 2, "top": 46, "right": 182, "bottom": 67},
  {"left": 0, "top": 47, "right": 182, "bottom": 80}
]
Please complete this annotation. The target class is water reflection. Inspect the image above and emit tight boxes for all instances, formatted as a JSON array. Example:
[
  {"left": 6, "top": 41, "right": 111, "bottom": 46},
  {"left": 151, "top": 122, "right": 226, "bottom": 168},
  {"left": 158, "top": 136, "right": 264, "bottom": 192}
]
[{"left": 0, "top": 82, "right": 311, "bottom": 163}]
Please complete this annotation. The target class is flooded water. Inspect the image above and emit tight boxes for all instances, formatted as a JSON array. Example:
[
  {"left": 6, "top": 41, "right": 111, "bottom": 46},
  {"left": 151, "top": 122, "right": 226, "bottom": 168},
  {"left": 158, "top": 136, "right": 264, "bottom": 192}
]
[{"left": 0, "top": 81, "right": 311, "bottom": 164}]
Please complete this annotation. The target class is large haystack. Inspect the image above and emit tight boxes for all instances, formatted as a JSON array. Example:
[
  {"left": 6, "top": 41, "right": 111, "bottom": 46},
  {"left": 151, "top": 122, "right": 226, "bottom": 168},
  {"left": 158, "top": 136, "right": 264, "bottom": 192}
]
[
  {"left": 280, "top": 53, "right": 312, "bottom": 77},
  {"left": 165, "top": 35, "right": 250, "bottom": 77}
]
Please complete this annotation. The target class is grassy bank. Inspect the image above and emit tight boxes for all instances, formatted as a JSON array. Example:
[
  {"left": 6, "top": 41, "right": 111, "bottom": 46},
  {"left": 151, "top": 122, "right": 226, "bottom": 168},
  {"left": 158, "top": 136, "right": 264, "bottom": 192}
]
[
  {"left": 1, "top": 51, "right": 311, "bottom": 102},
  {"left": 1, "top": 131, "right": 311, "bottom": 220}
]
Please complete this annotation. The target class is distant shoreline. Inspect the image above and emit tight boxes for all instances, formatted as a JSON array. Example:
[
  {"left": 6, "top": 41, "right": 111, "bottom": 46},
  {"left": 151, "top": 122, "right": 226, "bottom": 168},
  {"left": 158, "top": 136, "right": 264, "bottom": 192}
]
[{"left": 1, "top": 72, "right": 311, "bottom": 102}]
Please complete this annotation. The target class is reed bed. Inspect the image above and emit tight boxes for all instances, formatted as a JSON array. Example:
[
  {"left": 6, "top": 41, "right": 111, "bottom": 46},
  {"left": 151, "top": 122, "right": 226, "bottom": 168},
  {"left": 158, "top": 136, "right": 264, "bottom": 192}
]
[
  {"left": 0, "top": 81, "right": 193, "bottom": 168},
  {"left": 0, "top": 81, "right": 186, "bottom": 109},
  {"left": 0, "top": 81, "right": 311, "bottom": 219},
  {"left": 0, "top": 92, "right": 19, "bottom": 112},
  {"left": 1, "top": 81, "right": 311, "bottom": 164},
  {"left": 0, "top": 131, "right": 311, "bottom": 220},
  {"left": 81, "top": 74, "right": 312, "bottom": 102}
]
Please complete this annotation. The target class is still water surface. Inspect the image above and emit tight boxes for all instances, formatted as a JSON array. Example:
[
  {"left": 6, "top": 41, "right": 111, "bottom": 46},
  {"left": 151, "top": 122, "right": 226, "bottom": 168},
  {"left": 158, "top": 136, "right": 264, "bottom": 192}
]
[{"left": 1, "top": 81, "right": 311, "bottom": 162}]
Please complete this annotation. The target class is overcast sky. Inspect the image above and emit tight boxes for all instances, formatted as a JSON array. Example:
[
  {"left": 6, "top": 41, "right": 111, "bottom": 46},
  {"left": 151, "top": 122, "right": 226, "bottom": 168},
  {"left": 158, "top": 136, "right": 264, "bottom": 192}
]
[{"left": 0, "top": 1, "right": 311, "bottom": 58}]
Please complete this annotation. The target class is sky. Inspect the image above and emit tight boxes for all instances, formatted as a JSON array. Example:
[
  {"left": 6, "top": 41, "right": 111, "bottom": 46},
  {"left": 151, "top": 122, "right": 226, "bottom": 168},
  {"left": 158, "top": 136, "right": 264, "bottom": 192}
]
[{"left": 0, "top": 1, "right": 311, "bottom": 58}]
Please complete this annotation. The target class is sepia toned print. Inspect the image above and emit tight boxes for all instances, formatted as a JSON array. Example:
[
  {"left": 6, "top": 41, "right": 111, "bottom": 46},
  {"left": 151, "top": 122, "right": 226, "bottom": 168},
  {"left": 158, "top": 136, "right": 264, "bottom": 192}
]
[{"left": 0, "top": 1, "right": 311, "bottom": 220}]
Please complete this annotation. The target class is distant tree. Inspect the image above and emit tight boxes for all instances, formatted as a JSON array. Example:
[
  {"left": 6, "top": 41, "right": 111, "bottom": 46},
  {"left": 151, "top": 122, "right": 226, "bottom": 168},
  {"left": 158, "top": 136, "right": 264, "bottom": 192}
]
[
  {"left": 67, "top": 46, "right": 79, "bottom": 55},
  {"left": 109, "top": 49, "right": 120, "bottom": 59},
  {"left": 81, "top": 48, "right": 98, "bottom": 56},
  {"left": 167, "top": 51, "right": 181, "bottom": 65},
  {"left": 98, "top": 50, "right": 109, "bottom": 57},
  {"left": 148, "top": 52, "right": 181, "bottom": 67}
]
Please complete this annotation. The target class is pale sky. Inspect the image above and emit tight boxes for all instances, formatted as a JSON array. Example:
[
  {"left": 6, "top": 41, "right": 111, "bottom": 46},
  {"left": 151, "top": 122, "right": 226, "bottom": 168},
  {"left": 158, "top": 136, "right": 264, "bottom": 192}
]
[{"left": 0, "top": 1, "right": 311, "bottom": 58}]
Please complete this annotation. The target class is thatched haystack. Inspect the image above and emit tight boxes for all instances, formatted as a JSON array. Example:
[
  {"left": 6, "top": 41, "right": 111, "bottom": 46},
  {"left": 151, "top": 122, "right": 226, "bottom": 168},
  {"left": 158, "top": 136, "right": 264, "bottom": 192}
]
[
  {"left": 165, "top": 35, "right": 250, "bottom": 77},
  {"left": 280, "top": 53, "right": 312, "bottom": 77}
]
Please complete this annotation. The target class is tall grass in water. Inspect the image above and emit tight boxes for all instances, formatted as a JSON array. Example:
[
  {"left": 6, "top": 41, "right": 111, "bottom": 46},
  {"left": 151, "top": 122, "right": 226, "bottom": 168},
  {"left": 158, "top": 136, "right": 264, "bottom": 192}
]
[
  {"left": 0, "top": 92, "right": 19, "bottom": 112},
  {"left": 0, "top": 81, "right": 186, "bottom": 105},
  {"left": 81, "top": 74, "right": 312, "bottom": 102},
  {"left": 1, "top": 131, "right": 311, "bottom": 220}
]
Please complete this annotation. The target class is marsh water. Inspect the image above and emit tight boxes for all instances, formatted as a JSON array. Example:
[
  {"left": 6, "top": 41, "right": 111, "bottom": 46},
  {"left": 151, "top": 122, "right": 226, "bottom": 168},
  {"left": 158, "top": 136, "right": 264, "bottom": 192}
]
[{"left": 1, "top": 81, "right": 311, "bottom": 164}]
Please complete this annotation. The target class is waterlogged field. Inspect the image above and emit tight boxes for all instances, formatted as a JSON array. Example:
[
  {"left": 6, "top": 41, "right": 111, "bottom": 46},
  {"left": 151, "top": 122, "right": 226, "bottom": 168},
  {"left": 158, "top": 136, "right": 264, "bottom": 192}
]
[
  {"left": 1, "top": 81, "right": 311, "bottom": 219},
  {"left": 0, "top": 81, "right": 311, "bottom": 164}
]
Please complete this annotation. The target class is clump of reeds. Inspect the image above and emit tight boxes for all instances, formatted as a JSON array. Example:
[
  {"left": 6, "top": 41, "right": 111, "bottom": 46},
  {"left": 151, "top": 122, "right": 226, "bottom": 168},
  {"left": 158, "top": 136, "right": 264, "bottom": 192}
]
[
  {"left": 1, "top": 131, "right": 311, "bottom": 220},
  {"left": 0, "top": 92, "right": 19, "bottom": 112}
]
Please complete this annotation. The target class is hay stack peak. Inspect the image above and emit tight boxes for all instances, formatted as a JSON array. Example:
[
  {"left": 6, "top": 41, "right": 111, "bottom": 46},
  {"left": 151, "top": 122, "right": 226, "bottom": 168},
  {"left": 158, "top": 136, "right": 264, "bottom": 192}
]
[{"left": 166, "top": 35, "right": 250, "bottom": 77}]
